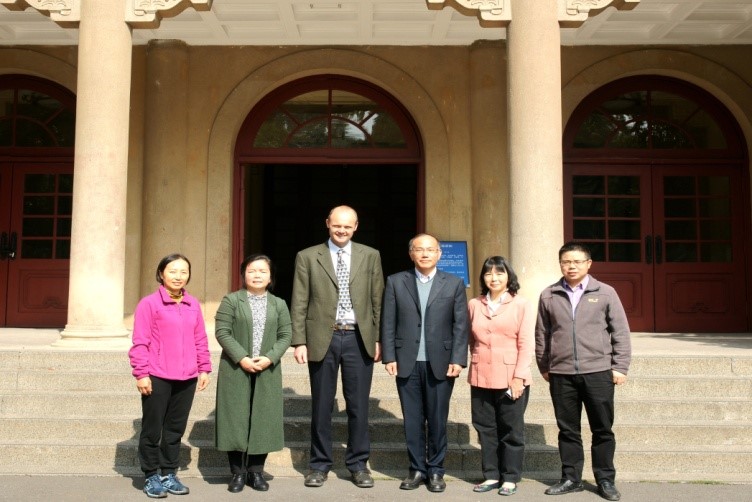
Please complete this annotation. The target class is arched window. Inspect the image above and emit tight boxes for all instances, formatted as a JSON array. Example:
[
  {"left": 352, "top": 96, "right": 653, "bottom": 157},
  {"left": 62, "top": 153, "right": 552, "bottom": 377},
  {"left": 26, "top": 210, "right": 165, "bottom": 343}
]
[
  {"left": 237, "top": 75, "right": 420, "bottom": 160},
  {"left": 0, "top": 75, "right": 76, "bottom": 149},
  {"left": 565, "top": 76, "right": 743, "bottom": 159}
]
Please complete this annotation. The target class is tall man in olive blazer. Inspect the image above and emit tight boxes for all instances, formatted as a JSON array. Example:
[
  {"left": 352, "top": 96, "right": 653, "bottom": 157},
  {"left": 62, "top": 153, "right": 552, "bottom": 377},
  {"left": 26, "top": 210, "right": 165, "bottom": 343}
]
[
  {"left": 381, "top": 233, "right": 469, "bottom": 493},
  {"left": 291, "top": 205, "right": 384, "bottom": 489}
]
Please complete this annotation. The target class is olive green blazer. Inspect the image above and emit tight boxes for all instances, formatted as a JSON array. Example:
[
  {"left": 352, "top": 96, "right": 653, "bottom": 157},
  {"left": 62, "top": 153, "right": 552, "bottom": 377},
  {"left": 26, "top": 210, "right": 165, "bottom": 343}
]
[{"left": 290, "top": 242, "right": 384, "bottom": 362}]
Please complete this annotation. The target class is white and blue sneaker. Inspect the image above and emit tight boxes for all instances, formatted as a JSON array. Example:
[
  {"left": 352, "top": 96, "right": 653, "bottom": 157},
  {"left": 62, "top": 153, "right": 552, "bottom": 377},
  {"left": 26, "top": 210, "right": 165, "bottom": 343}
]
[
  {"left": 143, "top": 473, "right": 168, "bottom": 498},
  {"left": 161, "top": 472, "right": 190, "bottom": 495}
]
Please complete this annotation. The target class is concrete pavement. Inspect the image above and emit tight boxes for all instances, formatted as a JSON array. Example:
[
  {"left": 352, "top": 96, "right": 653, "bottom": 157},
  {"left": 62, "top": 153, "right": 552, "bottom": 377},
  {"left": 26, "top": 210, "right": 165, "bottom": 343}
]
[{"left": 0, "top": 475, "right": 750, "bottom": 502}]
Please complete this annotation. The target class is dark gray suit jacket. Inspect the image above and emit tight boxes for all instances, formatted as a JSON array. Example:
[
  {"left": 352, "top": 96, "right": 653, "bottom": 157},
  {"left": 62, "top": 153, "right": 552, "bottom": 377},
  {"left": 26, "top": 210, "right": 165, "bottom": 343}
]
[
  {"left": 381, "top": 269, "right": 469, "bottom": 380},
  {"left": 290, "top": 241, "right": 384, "bottom": 362}
]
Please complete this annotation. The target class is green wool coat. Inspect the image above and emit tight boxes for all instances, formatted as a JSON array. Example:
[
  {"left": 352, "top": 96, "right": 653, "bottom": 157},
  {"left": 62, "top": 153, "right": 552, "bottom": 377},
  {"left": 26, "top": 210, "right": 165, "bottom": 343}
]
[{"left": 214, "top": 290, "right": 292, "bottom": 454}]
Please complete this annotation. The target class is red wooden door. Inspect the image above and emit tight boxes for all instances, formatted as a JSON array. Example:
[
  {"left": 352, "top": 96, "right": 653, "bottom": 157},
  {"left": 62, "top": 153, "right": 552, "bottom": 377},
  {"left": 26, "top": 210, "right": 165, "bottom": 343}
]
[
  {"left": 653, "top": 167, "right": 747, "bottom": 332},
  {"left": 566, "top": 164, "right": 748, "bottom": 332},
  {"left": 0, "top": 165, "right": 11, "bottom": 325},
  {"left": 2, "top": 164, "right": 71, "bottom": 327}
]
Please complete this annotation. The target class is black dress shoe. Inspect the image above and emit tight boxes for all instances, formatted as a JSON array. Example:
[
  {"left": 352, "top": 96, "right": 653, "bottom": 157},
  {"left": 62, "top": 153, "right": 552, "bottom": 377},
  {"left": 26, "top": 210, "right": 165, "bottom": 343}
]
[
  {"left": 351, "top": 470, "right": 374, "bottom": 488},
  {"left": 545, "top": 480, "right": 584, "bottom": 495},
  {"left": 427, "top": 474, "right": 446, "bottom": 493},
  {"left": 399, "top": 471, "right": 425, "bottom": 490},
  {"left": 597, "top": 481, "right": 621, "bottom": 501},
  {"left": 246, "top": 471, "right": 269, "bottom": 491},
  {"left": 227, "top": 473, "right": 245, "bottom": 493},
  {"left": 304, "top": 470, "right": 327, "bottom": 487}
]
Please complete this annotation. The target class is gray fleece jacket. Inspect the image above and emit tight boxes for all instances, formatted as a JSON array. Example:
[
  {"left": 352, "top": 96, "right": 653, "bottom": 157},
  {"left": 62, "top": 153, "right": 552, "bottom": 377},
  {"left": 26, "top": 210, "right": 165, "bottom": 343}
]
[{"left": 535, "top": 275, "right": 631, "bottom": 376}]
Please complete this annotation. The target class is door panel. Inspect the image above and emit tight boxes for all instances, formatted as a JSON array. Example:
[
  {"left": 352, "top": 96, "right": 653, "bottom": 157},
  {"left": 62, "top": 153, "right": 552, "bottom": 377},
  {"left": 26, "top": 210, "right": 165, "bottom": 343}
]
[
  {"left": 566, "top": 163, "right": 748, "bottom": 332},
  {"left": 0, "top": 165, "right": 10, "bottom": 325},
  {"left": 4, "top": 164, "right": 71, "bottom": 327},
  {"left": 653, "top": 168, "right": 747, "bottom": 332},
  {"left": 565, "top": 165, "right": 654, "bottom": 331}
]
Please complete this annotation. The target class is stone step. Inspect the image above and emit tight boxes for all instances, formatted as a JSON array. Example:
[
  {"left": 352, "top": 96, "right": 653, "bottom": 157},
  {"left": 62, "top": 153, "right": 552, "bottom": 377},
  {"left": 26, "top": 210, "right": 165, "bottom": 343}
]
[
  {"left": 11, "top": 369, "right": 752, "bottom": 400},
  {"left": 2, "top": 416, "right": 750, "bottom": 448},
  {"left": 3, "top": 350, "right": 752, "bottom": 377},
  {"left": 3, "top": 390, "right": 752, "bottom": 423},
  {"left": 0, "top": 440, "right": 750, "bottom": 482},
  {"left": 3, "top": 391, "right": 751, "bottom": 422}
]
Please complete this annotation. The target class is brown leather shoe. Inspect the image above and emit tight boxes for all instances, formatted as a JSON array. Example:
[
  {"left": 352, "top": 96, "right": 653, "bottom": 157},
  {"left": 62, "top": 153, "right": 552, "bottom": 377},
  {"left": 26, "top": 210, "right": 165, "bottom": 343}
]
[{"left": 351, "top": 470, "right": 374, "bottom": 488}]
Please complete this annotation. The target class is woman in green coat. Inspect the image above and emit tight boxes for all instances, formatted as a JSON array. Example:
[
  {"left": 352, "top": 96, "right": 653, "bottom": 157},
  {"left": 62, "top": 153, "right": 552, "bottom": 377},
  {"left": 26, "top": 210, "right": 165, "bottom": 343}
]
[{"left": 215, "top": 254, "right": 292, "bottom": 493}]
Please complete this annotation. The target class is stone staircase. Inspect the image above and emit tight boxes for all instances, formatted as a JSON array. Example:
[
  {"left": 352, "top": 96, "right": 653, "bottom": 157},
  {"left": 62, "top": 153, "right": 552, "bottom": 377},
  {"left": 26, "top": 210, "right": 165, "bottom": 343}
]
[{"left": 1, "top": 347, "right": 751, "bottom": 482}]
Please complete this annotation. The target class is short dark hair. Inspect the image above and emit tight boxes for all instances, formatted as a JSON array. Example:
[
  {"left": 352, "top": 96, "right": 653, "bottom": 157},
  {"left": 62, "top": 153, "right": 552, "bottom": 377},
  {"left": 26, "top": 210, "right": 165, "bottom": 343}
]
[
  {"left": 408, "top": 233, "right": 440, "bottom": 250},
  {"left": 240, "top": 253, "right": 275, "bottom": 292},
  {"left": 479, "top": 256, "right": 520, "bottom": 296},
  {"left": 559, "top": 241, "right": 592, "bottom": 261},
  {"left": 156, "top": 253, "right": 191, "bottom": 285}
]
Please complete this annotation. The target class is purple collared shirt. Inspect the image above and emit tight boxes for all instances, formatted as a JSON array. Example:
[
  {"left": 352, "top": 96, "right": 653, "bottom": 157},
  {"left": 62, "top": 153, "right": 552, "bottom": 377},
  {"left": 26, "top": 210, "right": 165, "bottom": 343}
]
[{"left": 562, "top": 275, "right": 590, "bottom": 318}]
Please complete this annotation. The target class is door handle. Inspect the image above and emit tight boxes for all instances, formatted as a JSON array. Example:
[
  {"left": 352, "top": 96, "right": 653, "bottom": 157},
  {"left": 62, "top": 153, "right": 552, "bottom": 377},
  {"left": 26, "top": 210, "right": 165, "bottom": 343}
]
[
  {"left": 645, "top": 235, "right": 653, "bottom": 264},
  {"left": 655, "top": 235, "right": 663, "bottom": 265},
  {"left": 7, "top": 231, "right": 16, "bottom": 260}
]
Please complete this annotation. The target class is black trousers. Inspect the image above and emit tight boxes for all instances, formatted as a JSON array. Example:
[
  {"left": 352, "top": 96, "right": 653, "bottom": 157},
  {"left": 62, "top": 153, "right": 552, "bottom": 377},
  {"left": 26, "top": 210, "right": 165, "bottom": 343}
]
[
  {"left": 549, "top": 371, "right": 616, "bottom": 483},
  {"left": 227, "top": 452, "right": 268, "bottom": 474},
  {"left": 471, "top": 385, "right": 530, "bottom": 483},
  {"left": 308, "top": 328, "right": 374, "bottom": 472},
  {"left": 138, "top": 375, "right": 197, "bottom": 477},
  {"left": 396, "top": 361, "right": 454, "bottom": 477}
]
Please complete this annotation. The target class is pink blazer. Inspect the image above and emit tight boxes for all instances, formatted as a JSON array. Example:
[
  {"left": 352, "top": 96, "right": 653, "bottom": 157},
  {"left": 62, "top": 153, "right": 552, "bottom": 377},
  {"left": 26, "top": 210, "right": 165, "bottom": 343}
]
[{"left": 467, "top": 293, "right": 534, "bottom": 389}]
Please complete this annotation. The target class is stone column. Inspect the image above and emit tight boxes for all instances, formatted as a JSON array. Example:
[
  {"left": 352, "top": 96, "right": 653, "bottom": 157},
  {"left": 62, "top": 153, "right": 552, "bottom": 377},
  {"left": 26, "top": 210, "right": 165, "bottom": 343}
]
[
  {"left": 507, "top": 0, "right": 564, "bottom": 300},
  {"left": 469, "top": 41, "right": 508, "bottom": 294},
  {"left": 58, "top": 0, "right": 132, "bottom": 345},
  {"left": 139, "top": 40, "right": 190, "bottom": 298}
]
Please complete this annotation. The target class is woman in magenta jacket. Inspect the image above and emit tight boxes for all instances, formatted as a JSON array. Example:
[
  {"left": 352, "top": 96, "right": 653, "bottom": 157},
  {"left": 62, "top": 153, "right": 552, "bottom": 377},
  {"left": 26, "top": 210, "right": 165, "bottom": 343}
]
[
  {"left": 129, "top": 253, "right": 212, "bottom": 499},
  {"left": 467, "top": 256, "right": 534, "bottom": 496}
]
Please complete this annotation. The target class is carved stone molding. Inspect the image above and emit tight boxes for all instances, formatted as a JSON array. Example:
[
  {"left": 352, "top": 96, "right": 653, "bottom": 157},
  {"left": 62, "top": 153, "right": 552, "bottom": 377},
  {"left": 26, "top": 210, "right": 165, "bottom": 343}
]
[
  {"left": 426, "top": 0, "right": 511, "bottom": 24},
  {"left": 126, "top": 0, "right": 213, "bottom": 28},
  {"left": 0, "top": 0, "right": 80, "bottom": 23},
  {"left": 559, "top": 0, "right": 639, "bottom": 27}
]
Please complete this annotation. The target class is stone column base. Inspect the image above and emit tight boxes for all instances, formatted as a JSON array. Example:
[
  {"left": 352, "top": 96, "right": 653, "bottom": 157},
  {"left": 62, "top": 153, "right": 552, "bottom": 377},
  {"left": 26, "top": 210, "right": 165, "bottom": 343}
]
[{"left": 55, "top": 325, "right": 131, "bottom": 349}]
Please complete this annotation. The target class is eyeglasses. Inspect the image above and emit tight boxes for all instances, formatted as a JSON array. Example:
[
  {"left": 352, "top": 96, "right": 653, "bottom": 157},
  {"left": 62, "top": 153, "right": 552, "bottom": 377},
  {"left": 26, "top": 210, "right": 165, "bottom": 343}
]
[
  {"left": 411, "top": 247, "right": 439, "bottom": 254},
  {"left": 559, "top": 260, "right": 590, "bottom": 267}
]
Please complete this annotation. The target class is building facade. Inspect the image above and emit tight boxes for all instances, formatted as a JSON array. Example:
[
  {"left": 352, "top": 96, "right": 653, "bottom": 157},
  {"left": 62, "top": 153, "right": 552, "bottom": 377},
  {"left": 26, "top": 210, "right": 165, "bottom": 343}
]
[{"left": 0, "top": 0, "right": 750, "bottom": 340}]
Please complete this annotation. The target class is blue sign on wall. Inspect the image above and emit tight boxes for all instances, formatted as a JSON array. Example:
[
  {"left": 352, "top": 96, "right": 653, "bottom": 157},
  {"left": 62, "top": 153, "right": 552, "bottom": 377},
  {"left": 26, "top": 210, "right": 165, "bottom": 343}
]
[{"left": 437, "top": 241, "right": 470, "bottom": 287}]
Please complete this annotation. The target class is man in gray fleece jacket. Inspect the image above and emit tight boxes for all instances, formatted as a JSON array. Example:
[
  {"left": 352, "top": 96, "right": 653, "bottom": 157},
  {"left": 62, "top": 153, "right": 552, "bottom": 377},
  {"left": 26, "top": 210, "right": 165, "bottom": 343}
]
[{"left": 535, "top": 242, "right": 631, "bottom": 502}]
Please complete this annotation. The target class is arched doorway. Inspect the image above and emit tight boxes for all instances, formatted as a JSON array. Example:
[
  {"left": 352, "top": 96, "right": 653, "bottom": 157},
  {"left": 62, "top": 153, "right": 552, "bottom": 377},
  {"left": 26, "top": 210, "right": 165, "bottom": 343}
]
[
  {"left": 0, "top": 75, "right": 75, "bottom": 327},
  {"left": 234, "top": 75, "right": 423, "bottom": 301},
  {"left": 563, "top": 76, "right": 749, "bottom": 332}
]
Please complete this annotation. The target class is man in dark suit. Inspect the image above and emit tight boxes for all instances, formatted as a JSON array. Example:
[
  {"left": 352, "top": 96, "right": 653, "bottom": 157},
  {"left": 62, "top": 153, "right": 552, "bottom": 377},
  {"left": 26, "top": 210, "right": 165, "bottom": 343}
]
[
  {"left": 291, "top": 205, "right": 384, "bottom": 489},
  {"left": 381, "top": 233, "right": 469, "bottom": 493}
]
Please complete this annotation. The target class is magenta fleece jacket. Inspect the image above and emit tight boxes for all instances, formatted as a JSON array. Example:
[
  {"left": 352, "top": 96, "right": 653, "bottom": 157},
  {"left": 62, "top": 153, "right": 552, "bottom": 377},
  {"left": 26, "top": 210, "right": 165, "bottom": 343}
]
[{"left": 129, "top": 286, "right": 212, "bottom": 381}]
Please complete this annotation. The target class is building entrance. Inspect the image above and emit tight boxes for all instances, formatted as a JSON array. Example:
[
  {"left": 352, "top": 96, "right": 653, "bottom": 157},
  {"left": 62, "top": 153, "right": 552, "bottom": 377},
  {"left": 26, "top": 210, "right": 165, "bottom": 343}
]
[
  {"left": 0, "top": 75, "right": 75, "bottom": 327},
  {"left": 239, "top": 163, "right": 417, "bottom": 301},
  {"left": 564, "top": 76, "right": 749, "bottom": 332},
  {"left": 234, "top": 75, "right": 424, "bottom": 299}
]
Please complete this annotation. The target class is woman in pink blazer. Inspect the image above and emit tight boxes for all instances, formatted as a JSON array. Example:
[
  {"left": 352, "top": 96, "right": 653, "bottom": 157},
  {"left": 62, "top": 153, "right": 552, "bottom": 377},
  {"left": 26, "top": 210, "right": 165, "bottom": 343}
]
[{"left": 467, "top": 256, "right": 534, "bottom": 496}]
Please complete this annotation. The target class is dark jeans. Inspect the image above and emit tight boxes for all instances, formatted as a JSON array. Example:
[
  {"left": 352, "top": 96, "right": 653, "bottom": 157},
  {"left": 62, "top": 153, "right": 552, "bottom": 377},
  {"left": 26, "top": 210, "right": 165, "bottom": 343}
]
[
  {"left": 138, "top": 375, "right": 197, "bottom": 477},
  {"left": 471, "top": 385, "right": 530, "bottom": 483},
  {"left": 308, "top": 328, "right": 374, "bottom": 472},
  {"left": 396, "top": 360, "right": 454, "bottom": 477},
  {"left": 549, "top": 371, "right": 616, "bottom": 483}
]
